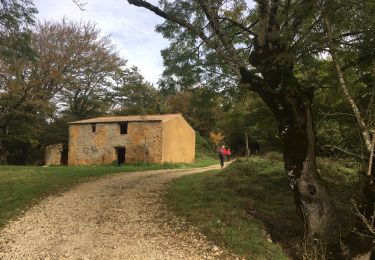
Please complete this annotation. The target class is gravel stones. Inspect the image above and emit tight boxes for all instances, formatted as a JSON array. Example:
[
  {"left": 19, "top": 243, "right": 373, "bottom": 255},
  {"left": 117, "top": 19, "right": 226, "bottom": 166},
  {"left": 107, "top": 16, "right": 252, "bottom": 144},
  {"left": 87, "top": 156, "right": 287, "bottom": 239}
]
[{"left": 0, "top": 165, "right": 236, "bottom": 259}]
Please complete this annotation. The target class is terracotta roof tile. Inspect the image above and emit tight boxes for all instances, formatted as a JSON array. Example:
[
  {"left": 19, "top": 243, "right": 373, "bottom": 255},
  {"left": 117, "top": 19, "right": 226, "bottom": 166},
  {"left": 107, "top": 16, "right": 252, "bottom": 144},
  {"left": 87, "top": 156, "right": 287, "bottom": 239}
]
[{"left": 68, "top": 114, "right": 181, "bottom": 124}]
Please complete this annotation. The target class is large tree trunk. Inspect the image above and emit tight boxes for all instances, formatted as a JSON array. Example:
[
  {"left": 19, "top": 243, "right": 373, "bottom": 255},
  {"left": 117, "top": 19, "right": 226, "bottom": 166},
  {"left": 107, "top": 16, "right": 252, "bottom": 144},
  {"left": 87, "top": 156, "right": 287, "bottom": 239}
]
[
  {"left": 0, "top": 125, "right": 8, "bottom": 165},
  {"left": 243, "top": 28, "right": 335, "bottom": 243},
  {"left": 126, "top": 0, "right": 336, "bottom": 252},
  {"left": 278, "top": 99, "right": 334, "bottom": 242},
  {"left": 241, "top": 67, "right": 335, "bottom": 245},
  {"left": 245, "top": 130, "right": 250, "bottom": 157}
]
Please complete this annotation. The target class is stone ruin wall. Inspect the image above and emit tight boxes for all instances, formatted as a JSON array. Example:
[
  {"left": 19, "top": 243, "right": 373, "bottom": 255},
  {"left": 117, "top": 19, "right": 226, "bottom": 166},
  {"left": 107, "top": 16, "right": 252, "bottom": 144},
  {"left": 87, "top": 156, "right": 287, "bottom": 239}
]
[{"left": 45, "top": 143, "right": 64, "bottom": 166}]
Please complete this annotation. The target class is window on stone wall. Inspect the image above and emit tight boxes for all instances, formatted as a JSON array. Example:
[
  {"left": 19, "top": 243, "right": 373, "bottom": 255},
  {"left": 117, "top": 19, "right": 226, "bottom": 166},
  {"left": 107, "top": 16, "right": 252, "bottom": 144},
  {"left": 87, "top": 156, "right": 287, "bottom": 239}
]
[
  {"left": 120, "top": 123, "right": 128, "bottom": 134},
  {"left": 91, "top": 124, "right": 96, "bottom": 133}
]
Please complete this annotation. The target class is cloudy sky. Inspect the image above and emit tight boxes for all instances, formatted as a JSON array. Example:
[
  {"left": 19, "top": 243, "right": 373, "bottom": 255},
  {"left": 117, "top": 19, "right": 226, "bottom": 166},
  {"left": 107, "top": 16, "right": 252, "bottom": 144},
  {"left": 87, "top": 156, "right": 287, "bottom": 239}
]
[
  {"left": 33, "top": 0, "right": 255, "bottom": 85},
  {"left": 34, "top": 0, "right": 168, "bottom": 84}
]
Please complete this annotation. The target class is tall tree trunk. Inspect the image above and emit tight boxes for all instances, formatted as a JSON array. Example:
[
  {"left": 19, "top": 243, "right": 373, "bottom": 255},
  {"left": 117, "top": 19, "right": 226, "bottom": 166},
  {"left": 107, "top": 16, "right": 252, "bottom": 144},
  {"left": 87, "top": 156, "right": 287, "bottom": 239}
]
[
  {"left": 323, "top": 17, "right": 372, "bottom": 152},
  {"left": 245, "top": 0, "right": 335, "bottom": 249},
  {"left": 245, "top": 20, "right": 336, "bottom": 242},
  {"left": 323, "top": 15, "right": 375, "bottom": 256},
  {"left": 240, "top": 67, "right": 335, "bottom": 245},
  {"left": 278, "top": 95, "right": 334, "bottom": 243},
  {"left": 127, "top": 0, "right": 336, "bottom": 252},
  {"left": 245, "top": 130, "right": 250, "bottom": 157},
  {"left": 0, "top": 125, "right": 8, "bottom": 165},
  {"left": 367, "top": 133, "right": 375, "bottom": 178}
]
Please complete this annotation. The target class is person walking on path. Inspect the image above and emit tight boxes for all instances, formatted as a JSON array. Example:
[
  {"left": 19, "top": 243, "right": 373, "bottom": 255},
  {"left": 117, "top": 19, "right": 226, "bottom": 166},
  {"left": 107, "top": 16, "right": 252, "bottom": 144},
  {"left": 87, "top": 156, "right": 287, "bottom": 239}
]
[
  {"left": 218, "top": 145, "right": 226, "bottom": 169},
  {"left": 227, "top": 148, "right": 231, "bottom": 161}
]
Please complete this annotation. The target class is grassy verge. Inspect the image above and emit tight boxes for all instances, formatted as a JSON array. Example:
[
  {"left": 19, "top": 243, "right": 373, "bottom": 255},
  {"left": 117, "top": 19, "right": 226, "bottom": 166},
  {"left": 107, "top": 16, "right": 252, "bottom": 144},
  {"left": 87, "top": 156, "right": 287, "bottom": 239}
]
[
  {"left": 166, "top": 154, "right": 359, "bottom": 259},
  {"left": 0, "top": 132, "right": 217, "bottom": 228},
  {"left": 167, "top": 161, "right": 289, "bottom": 259},
  {"left": 0, "top": 154, "right": 217, "bottom": 228}
]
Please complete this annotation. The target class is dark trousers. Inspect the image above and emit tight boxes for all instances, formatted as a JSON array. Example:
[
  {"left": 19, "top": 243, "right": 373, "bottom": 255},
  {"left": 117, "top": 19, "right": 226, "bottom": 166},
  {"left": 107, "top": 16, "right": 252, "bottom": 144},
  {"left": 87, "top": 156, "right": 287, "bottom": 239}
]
[{"left": 219, "top": 155, "right": 224, "bottom": 167}]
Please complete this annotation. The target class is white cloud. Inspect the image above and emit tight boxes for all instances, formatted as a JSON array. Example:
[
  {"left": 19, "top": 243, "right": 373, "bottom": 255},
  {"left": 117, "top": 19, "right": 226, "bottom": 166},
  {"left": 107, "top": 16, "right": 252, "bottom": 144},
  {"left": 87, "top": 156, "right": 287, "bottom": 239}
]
[{"left": 33, "top": 0, "right": 169, "bottom": 84}]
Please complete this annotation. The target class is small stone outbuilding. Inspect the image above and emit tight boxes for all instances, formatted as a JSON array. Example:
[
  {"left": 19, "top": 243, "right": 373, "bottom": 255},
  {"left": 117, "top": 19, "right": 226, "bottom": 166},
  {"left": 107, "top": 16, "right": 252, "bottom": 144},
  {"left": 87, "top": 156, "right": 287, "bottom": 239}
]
[
  {"left": 68, "top": 114, "right": 195, "bottom": 165},
  {"left": 45, "top": 143, "right": 68, "bottom": 166}
]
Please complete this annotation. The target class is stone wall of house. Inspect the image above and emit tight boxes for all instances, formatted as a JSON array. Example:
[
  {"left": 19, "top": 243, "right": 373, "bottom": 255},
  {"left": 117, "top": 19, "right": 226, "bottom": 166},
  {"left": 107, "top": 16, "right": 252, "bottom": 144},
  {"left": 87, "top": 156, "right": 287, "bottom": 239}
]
[
  {"left": 68, "top": 122, "right": 163, "bottom": 166},
  {"left": 124, "top": 121, "right": 163, "bottom": 163},
  {"left": 162, "top": 116, "right": 195, "bottom": 163},
  {"left": 45, "top": 143, "right": 64, "bottom": 166}
]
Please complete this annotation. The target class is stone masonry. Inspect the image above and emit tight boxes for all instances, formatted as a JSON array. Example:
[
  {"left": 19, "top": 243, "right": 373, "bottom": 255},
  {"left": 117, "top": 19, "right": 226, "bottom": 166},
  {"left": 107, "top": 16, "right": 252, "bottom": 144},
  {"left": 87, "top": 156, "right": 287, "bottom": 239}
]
[
  {"left": 68, "top": 114, "right": 195, "bottom": 166},
  {"left": 45, "top": 144, "right": 64, "bottom": 166}
]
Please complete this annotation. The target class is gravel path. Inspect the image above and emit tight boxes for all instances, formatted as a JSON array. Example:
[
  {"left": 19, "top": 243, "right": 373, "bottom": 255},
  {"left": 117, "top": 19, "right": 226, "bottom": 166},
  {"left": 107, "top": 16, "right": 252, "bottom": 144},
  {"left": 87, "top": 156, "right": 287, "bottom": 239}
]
[{"left": 0, "top": 164, "right": 236, "bottom": 259}]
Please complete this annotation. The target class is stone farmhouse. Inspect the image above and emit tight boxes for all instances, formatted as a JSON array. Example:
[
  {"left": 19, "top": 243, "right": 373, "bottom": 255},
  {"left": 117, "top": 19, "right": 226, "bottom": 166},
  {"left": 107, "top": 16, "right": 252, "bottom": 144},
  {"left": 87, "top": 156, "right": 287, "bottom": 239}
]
[{"left": 67, "top": 114, "right": 195, "bottom": 166}]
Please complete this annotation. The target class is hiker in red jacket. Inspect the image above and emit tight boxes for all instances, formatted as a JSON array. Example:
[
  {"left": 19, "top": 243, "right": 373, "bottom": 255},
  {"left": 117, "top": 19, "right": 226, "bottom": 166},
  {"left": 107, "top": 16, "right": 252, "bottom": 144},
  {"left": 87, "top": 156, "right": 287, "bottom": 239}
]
[
  {"left": 227, "top": 148, "right": 231, "bottom": 161},
  {"left": 218, "top": 145, "right": 226, "bottom": 169}
]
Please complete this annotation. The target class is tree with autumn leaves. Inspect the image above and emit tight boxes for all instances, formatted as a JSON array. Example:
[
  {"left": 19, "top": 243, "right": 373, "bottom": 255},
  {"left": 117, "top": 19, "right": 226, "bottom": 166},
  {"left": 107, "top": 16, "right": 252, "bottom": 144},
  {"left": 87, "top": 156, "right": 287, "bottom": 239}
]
[{"left": 0, "top": 15, "right": 153, "bottom": 163}]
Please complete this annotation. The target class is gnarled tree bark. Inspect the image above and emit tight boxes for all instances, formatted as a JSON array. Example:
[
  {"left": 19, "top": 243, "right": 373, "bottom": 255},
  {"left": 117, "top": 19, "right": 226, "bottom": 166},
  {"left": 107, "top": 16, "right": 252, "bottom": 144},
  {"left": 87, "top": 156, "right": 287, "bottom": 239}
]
[
  {"left": 241, "top": 49, "right": 334, "bottom": 243},
  {"left": 127, "top": 0, "right": 335, "bottom": 250}
]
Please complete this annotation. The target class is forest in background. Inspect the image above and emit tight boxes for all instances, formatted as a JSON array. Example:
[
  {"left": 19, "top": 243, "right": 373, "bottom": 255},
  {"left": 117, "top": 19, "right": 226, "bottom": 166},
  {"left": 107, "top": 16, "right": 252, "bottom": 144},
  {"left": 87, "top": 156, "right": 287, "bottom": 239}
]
[
  {"left": 1, "top": 5, "right": 372, "bottom": 165},
  {"left": 1, "top": 0, "right": 374, "bottom": 258}
]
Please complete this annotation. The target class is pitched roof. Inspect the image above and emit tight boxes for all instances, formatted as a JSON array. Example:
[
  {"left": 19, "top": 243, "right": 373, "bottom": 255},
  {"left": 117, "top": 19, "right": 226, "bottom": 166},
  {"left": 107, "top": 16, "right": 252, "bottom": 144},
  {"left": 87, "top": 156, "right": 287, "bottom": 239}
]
[{"left": 68, "top": 114, "right": 181, "bottom": 124}]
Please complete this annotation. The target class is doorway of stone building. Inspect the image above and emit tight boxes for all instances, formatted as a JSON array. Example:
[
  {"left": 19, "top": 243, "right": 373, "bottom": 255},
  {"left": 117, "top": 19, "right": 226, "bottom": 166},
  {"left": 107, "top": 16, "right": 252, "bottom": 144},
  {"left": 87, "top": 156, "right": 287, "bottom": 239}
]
[{"left": 116, "top": 147, "right": 126, "bottom": 165}]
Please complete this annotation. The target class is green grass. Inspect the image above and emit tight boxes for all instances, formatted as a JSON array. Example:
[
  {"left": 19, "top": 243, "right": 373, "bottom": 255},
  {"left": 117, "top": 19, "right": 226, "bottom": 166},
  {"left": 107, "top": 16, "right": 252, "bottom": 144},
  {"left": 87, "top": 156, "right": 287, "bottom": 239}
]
[
  {"left": 0, "top": 154, "right": 217, "bottom": 228},
  {"left": 167, "top": 164, "right": 289, "bottom": 259},
  {"left": 166, "top": 154, "right": 360, "bottom": 259},
  {"left": 0, "top": 132, "right": 218, "bottom": 228}
]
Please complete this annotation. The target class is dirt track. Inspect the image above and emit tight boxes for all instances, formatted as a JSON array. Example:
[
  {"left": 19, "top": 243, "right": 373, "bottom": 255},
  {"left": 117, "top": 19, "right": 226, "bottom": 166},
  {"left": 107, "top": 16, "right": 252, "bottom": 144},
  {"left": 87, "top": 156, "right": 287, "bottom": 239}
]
[{"left": 0, "top": 164, "right": 236, "bottom": 259}]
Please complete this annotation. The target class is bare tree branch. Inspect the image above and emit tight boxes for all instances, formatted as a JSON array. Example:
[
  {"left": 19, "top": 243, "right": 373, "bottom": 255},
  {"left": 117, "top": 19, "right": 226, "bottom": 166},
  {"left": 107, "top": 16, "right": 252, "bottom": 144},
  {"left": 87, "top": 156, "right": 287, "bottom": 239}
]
[
  {"left": 196, "top": 0, "right": 247, "bottom": 69},
  {"left": 367, "top": 132, "right": 375, "bottom": 177},
  {"left": 322, "top": 145, "right": 365, "bottom": 160},
  {"left": 72, "top": 0, "right": 87, "bottom": 11},
  {"left": 218, "top": 16, "right": 257, "bottom": 36},
  {"left": 127, "top": 0, "right": 242, "bottom": 72},
  {"left": 127, "top": 0, "right": 210, "bottom": 48},
  {"left": 323, "top": 15, "right": 372, "bottom": 152},
  {"left": 126, "top": 0, "right": 275, "bottom": 101},
  {"left": 353, "top": 202, "right": 375, "bottom": 237}
]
